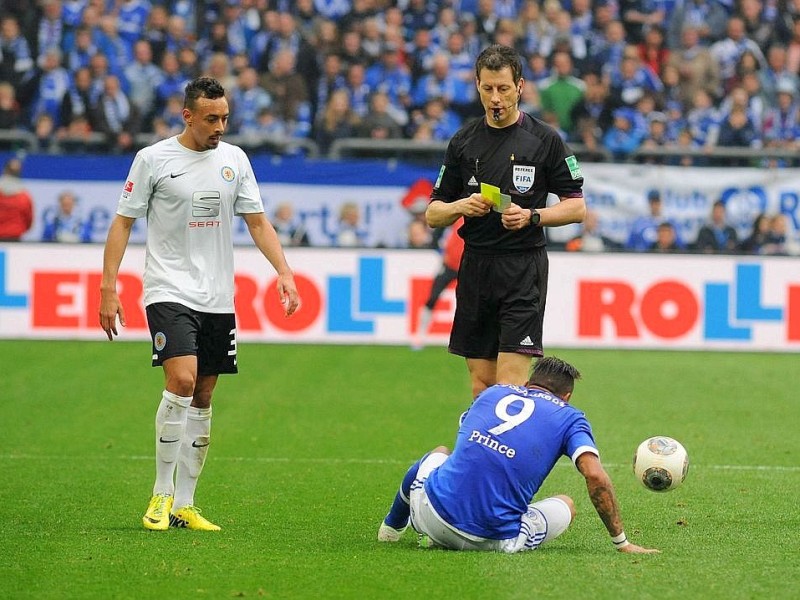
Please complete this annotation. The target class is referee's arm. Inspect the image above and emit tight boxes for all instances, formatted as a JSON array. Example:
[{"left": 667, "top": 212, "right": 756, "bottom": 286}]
[
  {"left": 536, "top": 196, "right": 586, "bottom": 227},
  {"left": 426, "top": 194, "right": 491, "bottom": 228}
]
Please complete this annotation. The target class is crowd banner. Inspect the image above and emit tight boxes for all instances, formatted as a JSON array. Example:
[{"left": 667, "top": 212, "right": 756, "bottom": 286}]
[
  {"left": 2, "top": 244, "right": 798, "bottom": 352},
  {"left": 10, "top": 154, "right": 800, "bottom": 249}
]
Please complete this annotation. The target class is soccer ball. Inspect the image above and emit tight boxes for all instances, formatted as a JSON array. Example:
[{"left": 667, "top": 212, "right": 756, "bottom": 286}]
[{"left": 633, "top": 436, "right": 689, "bottom": 492}]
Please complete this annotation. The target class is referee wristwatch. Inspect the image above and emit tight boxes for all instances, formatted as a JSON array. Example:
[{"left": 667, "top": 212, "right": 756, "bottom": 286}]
[{"left": 529, "top": 208, "right": 541, "bottom": 226}]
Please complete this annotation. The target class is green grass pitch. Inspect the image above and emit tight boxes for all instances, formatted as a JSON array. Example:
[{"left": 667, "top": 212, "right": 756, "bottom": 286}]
[{"left": 1, "top": 340, "right": 798, "bottom": 599}]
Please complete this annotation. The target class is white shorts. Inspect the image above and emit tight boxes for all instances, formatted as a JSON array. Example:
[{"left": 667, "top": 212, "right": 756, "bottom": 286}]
[{"left": 409, "top": 452, "right": 572, "bottom": 553}]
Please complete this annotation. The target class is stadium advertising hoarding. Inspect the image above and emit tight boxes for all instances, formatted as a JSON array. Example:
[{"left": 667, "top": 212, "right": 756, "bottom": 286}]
[
  {"left": 2, "top": 244, "right": 798, "bottom": 352},
  {"left": 12, "top": 156, "right": 800, "bottom": 248}
]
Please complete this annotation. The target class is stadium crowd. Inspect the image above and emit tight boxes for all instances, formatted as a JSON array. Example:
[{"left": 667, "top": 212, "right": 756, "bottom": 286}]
[
  {"left": 0, "top": 0, "right": 798, "bottom": 252},
  {"left": 0, "top": 0, "right": 798, "bottom": 160}
]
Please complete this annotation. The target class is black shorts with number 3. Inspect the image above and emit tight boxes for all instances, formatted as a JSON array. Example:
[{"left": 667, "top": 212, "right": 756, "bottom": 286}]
[
  {"left": 146, "top": 302, "right": 238, "bottom": 375},
  {"left": 449, "top": 247, "right": 548, "bottom": 359}
]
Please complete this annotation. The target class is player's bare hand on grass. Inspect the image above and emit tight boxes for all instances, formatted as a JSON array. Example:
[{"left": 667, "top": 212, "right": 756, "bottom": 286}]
[
  {"left": 618, "top": 543, "right": 660, "bottom": 554},
  {"left": 99, "top": 289, "right": 125, "bottom": 341},
  {"left": 459, "top": 194, "right": 491, "bottom": 218},
  {"left": 501, "top": 204, "right": 530, "bottom": 230}
]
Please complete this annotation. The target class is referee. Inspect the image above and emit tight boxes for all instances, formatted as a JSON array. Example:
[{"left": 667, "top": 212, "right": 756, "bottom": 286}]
[{"left": 426, "top": 44, "right": 586, "bottom": 398}]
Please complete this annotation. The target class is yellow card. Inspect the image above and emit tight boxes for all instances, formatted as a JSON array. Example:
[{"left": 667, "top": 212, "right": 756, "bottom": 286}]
[{"left": 480, "top": 182, "right": 511, "bottom": 213}]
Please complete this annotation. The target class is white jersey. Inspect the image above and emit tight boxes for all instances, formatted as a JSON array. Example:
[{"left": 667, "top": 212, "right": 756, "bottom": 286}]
[{"left": 117, "top": 137, "right": 264, "bottom": 312}]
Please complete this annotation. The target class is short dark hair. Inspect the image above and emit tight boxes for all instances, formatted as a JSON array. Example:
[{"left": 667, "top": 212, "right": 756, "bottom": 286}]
[
  {"left": 184, "top": 77, "right": 225, "bottom": 109},
  {"left": 528, "top": 357, "right": 581, "bottom": 398},
  {"left": 475, "top": 44, "right": 522, "bottom": 83}
]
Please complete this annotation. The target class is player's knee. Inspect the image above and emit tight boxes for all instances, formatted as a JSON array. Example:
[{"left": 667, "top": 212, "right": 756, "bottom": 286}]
[
  {"left": 556, "top": 494, "right": 577, "bottom": 522},
  {"left": 166, "top": 371, "right": 196, "bottom": 397}
]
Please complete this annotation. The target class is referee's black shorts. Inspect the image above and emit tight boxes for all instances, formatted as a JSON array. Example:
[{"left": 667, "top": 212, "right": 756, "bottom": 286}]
[{"left": 448, "top": 247, "right": 548, "bottom": 360}]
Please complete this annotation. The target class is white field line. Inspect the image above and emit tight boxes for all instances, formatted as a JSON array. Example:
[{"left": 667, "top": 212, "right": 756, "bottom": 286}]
[{"left": 1, "top": 454, "right": 799, "bottom": 472}]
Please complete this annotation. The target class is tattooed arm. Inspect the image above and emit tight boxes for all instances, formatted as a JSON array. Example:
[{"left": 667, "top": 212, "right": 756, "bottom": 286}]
[{"left": 576, "top": 452, "right": 660, "bottom": 554}]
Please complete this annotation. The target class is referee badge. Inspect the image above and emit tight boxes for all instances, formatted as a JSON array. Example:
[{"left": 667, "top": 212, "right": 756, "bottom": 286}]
[{"left": 513, "top": 165, "right": 535, "bottom": 193}]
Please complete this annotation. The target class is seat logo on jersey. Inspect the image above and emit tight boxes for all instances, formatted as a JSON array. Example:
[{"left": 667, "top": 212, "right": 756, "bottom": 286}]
[
  {"left": 221, "top": 166, "right": 235, "bottom": 182},
  {"left": 513, "top": 165, "right": 535, "bottom": 193},
  {"left": 192, "top": 192, "right": 221, "bottom": 217}
]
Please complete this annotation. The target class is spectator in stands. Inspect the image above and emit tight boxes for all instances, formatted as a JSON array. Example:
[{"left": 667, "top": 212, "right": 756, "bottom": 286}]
[
  {"left": 152, "top": 93, "right": 185, "bottom": 140},
  {"left": 764, "top": 213, "right": 800, "bottom": 256},
  {"left": 738, "top": 212, "right": 770, "bottom": 254},
  {"left": 666, "top": 0, "right": 729, "bottom": 49},
  {"left": 33, "top": 113, "right": 57, "bottom": 152},
  {"left": 666, "top": 25, "right": 720, "bottom": 110},
  {"left": 260, "top": 12, "right": 319, "bottom": 97},
  {"left": 155, "top": 51, "right": 190, "bottom": 113},
  {"left": 565, "top": 209, "right": 621, "bottom": 252},
  {"left": 260, "top": 48, "right": 311, "bottom": 127},
  {"left": 602, "top": 107, "right": 645, "bottom": 160},
  {"left": 759, "top": 45, "right": 800, "bottom": 105},
  {"left": 31, "top": 47, "right": 71, "bottom": 129},
  {"left": 272, "top": 202, "right": 310, "bottom": 247},
  {"left": 228, "top": 67, "right": 272, "bottom": 135},
  {"left": 607, "top": 51, "right": 663, "bottom": 112},
  {"left": 93, "top": 73, "right": 140, "bottom": 153},
  {"left": 203, "top": 52, "right": 237, "bottom": 92},
  {"left": 693, "top": 200, "right": 738, "bottom": 253},
  {"left": 714, "top": 104, "right": 761, "bottom": 161},
  {"left": 344, "top": 62, "right": 371, "bottom": 118},
  {"left": 406, "top": 27, "right": 437, "bottom": 84},
  {"left": 710, "top": 17, "right": 767, "bottom": 95},
  {"left": 411, "top": 52, "right": 474, "bottom": 111},
  {"left": 590, "top": 19, "right": 627, "bottom": 82},
  {"left": 648, "top": 221, "right": 680, "bottom": 252},
  {"left": 59, "top": 66, "right": 99, "bottom": 135},
  {"left": 686, "top": 88, "right": 721, "bottom": 149},
  {"left": 621, "top": 0, "right": 665, "bottom": 46},
  {"left": 538, "top": 51, "right": 586, "bottom": 135},
  {"left": 37, "top": 0, "right": 64, "bottom": 58},
  {"left": 409, "top": 96, "right": 462, "bottom": 141},
  {"left": 637, "top": 25, "right": 669, "bottom": 78},
  {"left": 66, "top": 25, "right": 98, "bottom": 73},
  {"left": 333, "top": 202, "right": 367, "bottom": 247},
  {"left": 314, "top": 52, "right": 347, "bottom": 120},
  {"left": 570, "top": 73, "right": 613, "bottom": 153},
  {"left": 117, "top": 0, "right": 151, "bottom": 53},
  {"left": 762, "top": 80, "right": 800, "bottom": 152},
  {"left": 96, "top": 14, "right": 132, "bottom": 77},
  {"left": 0, "top": 81, "right": 22, "bottom": 130},
  {"left": 357, "top": 90, "right": 404, "bottom": 140},
  {"left": 739, "top": 0, "right": 777, "bottom": 50},
  {"left": 626, "top": 189, "right": 684, "bottom": 251},
  {"left": 124, "top": 39, "right": 165, "bottom": 129},
  {"left": 367, "top": 44, "right": 413, "bottom": 112},
  {"left": 315, "top": 88, "right": 360, "bottom": 156},
  {"left": 0, "top": 157, "right": 33, "bottom": 242},
  {"left": 0, "top": 15, "right": 36, "bottom": 102},
  {"left": 41, "top": 190, "right": 91, "bottom": 243},
  {"left": 785, "top": 15, "right": 800, "bottom": 75}
]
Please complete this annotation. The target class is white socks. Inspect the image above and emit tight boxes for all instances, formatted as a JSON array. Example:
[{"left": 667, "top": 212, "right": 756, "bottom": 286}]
[
  {"left": 153, "top": 390, "right": 191, "bottom": 495},
  {"left": 174, "top": 406, "right": 212, "bottom": 510}
]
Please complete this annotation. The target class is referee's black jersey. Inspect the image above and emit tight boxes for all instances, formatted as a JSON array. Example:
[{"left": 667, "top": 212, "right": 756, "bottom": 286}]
[{"left": 431, "top": 112, "right": 585, "bottom": 255}]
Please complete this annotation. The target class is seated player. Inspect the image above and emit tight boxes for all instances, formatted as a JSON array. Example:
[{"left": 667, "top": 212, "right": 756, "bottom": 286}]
[{"left": 377, "top": 356, "right": 658, "bottom": 554}]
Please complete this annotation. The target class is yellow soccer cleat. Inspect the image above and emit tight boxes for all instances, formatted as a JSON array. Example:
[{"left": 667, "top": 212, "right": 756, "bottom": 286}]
[
  {"left": 143, "top": 493, "right": 173, "bottom": 531},
  {"left": 169, "top": 505, "right": 221, "bottom": 531}
]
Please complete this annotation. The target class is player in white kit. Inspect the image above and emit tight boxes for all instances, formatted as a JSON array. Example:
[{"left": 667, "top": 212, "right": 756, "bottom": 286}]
[
  {"left": 99, "top": 77, "right": 299, "bottom": 531},
  {"left": 378, "top": 357, "right": 658, "bottom": 554}
]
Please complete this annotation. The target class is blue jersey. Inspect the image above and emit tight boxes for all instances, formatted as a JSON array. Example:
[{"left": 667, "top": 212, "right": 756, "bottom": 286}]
[{"left": 425, "top": 384, "right": 597, "bottom": 540}]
